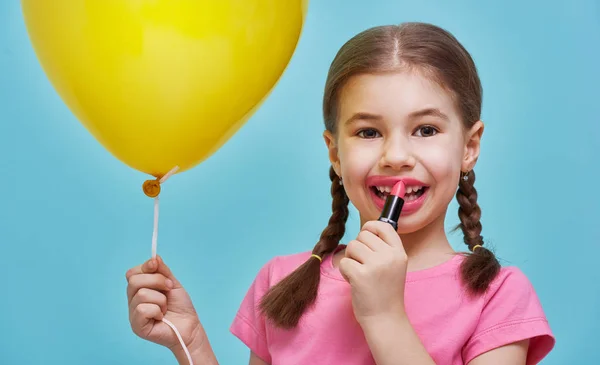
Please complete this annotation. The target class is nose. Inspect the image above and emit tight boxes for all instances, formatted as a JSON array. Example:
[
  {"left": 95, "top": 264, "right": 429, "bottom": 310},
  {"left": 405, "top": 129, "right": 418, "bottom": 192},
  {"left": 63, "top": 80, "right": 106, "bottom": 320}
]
[{"left": 379, "top": 138, "right": 416, "bottom": 171}]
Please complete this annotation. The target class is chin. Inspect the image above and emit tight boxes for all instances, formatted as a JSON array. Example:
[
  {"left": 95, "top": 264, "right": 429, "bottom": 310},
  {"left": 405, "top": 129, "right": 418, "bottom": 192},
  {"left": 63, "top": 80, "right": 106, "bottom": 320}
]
[{"left": 395, "top": 213, "right": 432, "bottom": 234}]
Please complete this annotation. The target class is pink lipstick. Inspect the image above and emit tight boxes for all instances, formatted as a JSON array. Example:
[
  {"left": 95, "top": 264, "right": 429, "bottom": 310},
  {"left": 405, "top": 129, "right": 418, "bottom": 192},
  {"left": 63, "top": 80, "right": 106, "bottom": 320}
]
[{"left": 378, "top": 181, "right": 405, "bottom": 230}]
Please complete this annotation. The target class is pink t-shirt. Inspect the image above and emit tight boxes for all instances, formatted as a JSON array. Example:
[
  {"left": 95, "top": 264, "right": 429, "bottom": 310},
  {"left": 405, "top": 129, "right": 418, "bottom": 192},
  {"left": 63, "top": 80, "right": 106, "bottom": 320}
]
[{"left": 230, "top": 246, "right": 555, "bottom": 364}]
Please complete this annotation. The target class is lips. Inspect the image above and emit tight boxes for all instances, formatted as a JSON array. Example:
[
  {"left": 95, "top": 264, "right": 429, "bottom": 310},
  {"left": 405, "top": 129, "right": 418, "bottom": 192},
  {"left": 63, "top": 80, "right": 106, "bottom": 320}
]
[{"left": 366, "top": 175, "right": 429, "bottom": 215}]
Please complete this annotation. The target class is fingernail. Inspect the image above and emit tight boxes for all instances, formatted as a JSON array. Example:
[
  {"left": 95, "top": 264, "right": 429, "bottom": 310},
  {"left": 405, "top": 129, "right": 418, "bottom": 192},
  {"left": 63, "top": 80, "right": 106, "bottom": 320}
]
[
  {"left": 165, "top": 279, "right": 173, "bottom": 289},
  {"left": 148, "top": 260, "right": 156, "bottom": 269}
]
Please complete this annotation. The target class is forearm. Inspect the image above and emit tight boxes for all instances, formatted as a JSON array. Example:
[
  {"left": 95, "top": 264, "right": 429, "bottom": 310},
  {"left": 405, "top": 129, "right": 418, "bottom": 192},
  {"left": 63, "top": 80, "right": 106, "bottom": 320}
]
[
  {"left": 171, "top": 336, "right": 219, "bottom": 365},
  {"left": 360, "top": 313, "right": 436, "bottom": 365}
]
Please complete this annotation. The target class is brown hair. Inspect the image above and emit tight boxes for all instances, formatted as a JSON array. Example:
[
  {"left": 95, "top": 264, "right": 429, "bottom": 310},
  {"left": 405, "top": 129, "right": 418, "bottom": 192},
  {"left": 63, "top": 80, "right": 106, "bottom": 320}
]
[{"left": 260, "top": 22, "right": 500, "bottom": 329}]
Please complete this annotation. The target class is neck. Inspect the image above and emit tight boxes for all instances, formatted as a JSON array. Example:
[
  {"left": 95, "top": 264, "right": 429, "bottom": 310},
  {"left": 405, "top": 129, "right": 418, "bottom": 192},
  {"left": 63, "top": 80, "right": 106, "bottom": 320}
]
[
  {"left": 399, "top": 213, "right": 453, "bottom": 258},
  {"left": 358, "top": 210, "right": 455, "bottom": 271}
]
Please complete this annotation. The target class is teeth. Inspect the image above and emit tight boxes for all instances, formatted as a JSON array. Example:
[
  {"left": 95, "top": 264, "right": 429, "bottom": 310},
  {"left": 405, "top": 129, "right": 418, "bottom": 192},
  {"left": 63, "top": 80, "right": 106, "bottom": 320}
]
[
  {"left": 376, "top": 186, "right": 391, "bottom": 193},
  {"left": 375, "top": 185, "right": 423, "bottom": 195},
  {"left": 407, "top": 186, "right": 423, "bottom": 194},
  {"left": 406, "top": 193, "right": 419, "bottom": 201}
]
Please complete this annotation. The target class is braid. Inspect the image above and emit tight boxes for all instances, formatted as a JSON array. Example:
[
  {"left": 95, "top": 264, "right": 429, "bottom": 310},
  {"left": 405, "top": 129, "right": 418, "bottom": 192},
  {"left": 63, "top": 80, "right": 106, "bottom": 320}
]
[
  {"left": 455, "top": 170, "right": 500, "bottom": 294},
  {"left": 313, "top": 167, "right": 350, "bottom": 256},
  {"left": 456, "top": 170, "right": 483, "bottom": 249},
  {"left": 259, "top": 166, "right": 349, "bottom": 328}
]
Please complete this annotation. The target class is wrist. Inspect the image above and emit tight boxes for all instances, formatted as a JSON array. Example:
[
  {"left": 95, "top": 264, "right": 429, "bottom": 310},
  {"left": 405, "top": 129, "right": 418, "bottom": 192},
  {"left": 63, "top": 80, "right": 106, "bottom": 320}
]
[
  {"left": 358, "top": 308, "right": 407, "bottom": 330},
  {"left": 359, "top": 310, "right": 436, "bottom": 365},
  {"left": 358, "top": 310, "right": 410, "bottom": 350},
  {"left": 170, "top": 324, "right": 218, "bottom": 365}
]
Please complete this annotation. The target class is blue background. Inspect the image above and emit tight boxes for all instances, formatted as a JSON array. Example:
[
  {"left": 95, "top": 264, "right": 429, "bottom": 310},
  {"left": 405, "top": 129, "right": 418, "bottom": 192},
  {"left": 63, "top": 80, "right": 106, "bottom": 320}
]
[{"left": 1, "top": 0, "right": 598, "bottom": 364}]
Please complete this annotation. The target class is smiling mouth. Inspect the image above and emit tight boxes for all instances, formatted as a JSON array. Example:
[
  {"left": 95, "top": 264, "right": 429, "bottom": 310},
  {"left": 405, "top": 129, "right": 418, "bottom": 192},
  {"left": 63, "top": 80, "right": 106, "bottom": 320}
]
[{"left": 371, "top": 185, "right": 428, "bottom": 201}]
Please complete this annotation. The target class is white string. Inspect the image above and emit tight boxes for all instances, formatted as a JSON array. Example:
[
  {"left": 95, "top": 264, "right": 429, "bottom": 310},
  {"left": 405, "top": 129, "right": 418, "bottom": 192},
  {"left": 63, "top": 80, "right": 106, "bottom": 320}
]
[
  {"left": 152, "top": 196, "right": 160, "bottom": 259},
  {"left": 149, "top": 166, "right": 194, "bottom": 365},
  {"left": 151, "top": 165, "right": 180, "bottom": 260},
  {"left": 163, "top": 317, "right": 194, "bottom": 363}
]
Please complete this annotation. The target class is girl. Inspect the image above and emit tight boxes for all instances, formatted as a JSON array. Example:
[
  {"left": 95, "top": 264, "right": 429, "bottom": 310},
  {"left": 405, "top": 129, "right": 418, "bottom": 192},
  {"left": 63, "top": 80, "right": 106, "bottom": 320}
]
[{"left": 125, "top": 22, "right": 555, "bottom": 365}]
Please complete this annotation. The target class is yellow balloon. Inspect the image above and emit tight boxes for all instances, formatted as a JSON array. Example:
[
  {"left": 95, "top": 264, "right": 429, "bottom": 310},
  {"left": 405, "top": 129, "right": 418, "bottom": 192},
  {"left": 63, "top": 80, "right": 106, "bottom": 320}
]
[{"left": 21, "top": 0, "right": 307, "bottom": 178}]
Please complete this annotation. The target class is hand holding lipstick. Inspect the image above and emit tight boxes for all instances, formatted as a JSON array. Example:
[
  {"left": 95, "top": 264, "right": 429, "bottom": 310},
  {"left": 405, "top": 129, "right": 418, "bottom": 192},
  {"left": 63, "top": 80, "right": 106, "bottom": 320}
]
[
  {"left": 340, "top": 181, "right": 408, "bottom": 325},
  {"left": 340, "top": 220, "right": 409, "bottom": 325},
  {"left": 339, "top": 181, "right": 438, "bottom": 365},
  {"left": 339, "top": 181, "right": 409, "bottom": 325}
]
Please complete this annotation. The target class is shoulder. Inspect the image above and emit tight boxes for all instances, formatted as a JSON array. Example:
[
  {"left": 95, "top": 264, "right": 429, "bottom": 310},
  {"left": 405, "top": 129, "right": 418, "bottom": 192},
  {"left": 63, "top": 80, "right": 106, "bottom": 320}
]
[
  {"left": 479, "top": 265, "right": 551, "bottom": 331},
  {"left": 485, "top": 266, "right": 538, "bottom": 302},
  {"left": 229, "top": 251, "right": 313, "bottom": 364},
  {"left": 253, "top": 250, "right": 314, "bottom": 287},
  {"left": 462, "top": 264, "right": 555, "bottom": 364},
  {"left": 482, "top": 265, "right": 549, "bottom": 320}
]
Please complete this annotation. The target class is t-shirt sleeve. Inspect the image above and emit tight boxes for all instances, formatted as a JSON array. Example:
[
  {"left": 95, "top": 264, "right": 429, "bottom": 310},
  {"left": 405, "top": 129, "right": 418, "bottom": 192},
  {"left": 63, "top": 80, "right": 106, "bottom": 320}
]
[
  {"left": 462, "top": 267, "right": 555, "bottom": 364},
  {"left": 230, "top": 257, "right": 276, "bottom": 364}
]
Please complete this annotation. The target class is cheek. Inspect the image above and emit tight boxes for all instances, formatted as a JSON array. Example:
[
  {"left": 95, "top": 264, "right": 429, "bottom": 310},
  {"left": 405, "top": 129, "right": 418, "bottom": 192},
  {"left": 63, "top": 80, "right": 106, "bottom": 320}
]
[
  {"left": 338, "top": 142, "right": 378, "bottom": 185},
  {"left": 418, "top": 140, "right": 463, "bottom": 183}
]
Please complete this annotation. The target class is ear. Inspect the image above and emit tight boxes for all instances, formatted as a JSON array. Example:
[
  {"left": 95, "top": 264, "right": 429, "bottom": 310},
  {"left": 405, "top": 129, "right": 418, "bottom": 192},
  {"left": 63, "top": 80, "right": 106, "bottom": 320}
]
[
  {"left": 323, "top": 130, "right": 341, "bottom": 177},
  {"left": 462, "top": 120, "right": 484, "bottom": 172}
]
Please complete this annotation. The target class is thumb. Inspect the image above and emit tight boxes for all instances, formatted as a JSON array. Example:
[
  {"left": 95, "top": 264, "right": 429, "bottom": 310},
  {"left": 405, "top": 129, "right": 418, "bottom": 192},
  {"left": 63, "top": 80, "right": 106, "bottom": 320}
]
[
  {"left": 338, "top": 257, "right": 357, "bottom": 284},
  {"left": 155, "top": 255, "right": 182, "bottom": 288}
]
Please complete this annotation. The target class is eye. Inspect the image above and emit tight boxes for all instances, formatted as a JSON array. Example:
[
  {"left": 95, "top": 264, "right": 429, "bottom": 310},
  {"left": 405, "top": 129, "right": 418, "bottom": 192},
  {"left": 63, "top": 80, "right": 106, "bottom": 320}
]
[
  {"left": 414, "top": 125, "right": 438, "bottom": 137},
  {"left": 357, "top": 128, "right": 381, "bottom": 139}
]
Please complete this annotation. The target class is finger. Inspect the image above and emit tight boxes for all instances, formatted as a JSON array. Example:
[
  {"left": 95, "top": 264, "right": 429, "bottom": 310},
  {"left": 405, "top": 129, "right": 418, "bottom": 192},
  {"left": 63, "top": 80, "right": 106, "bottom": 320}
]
[
  {"left": 339, "top": 257, "right": 362, "bottom": 283},
  {"left": 154, "top": 255, "right": 182, "bottom": 288},
  {"left": 129, "top": 288, "right": 168, "bottom": 317},
  {"left": 131, "top": 303, "right": 163, "bottom": 332},
  {"left": 361, "top": 220, "right": 404, "bottom": 249},
  {"left": 356, "top": 229, "right": 388, "bottom": 252},
  {"left": 345, "top": 239, "right": 372, "bottom": 264},
  {"left": 126, "top": 258, "right": 158, "bottom": 281},
  {"left": 127, "top": 273, "right": 172, "bottom": 304}
]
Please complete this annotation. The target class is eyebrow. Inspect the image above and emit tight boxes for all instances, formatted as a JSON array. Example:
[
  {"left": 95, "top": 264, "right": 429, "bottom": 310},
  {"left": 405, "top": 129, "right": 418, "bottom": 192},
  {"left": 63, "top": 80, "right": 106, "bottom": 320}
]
[
  {"left": 344, "top": 112, "right": 383, "bottom": 126},
  {"left": 408, "top": 107, "right": 450, "bottom": 122},
  {"left": 344, "top": 107, "right": 449, "bottom": 126}
]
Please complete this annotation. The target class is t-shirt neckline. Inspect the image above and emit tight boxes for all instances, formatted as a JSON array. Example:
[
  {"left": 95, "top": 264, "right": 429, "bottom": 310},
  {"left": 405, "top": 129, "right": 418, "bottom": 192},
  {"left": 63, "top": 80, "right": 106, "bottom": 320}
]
[{"left": 321, "top": 244, "right": 463, "bottom": 282}]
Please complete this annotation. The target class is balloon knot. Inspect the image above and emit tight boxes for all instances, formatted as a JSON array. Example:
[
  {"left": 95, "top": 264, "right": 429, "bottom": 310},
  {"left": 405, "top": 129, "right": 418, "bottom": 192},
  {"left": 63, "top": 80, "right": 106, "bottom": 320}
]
[
  {"left": 143, "top": 179, "right": 161, "bottom": 198},
  {"left": 142, "top": 166, "right": 180, "bottom": 198}
]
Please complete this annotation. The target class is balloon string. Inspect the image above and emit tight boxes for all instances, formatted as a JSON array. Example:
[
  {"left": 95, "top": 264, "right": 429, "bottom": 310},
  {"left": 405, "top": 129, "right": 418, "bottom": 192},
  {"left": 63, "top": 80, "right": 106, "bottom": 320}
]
[
  {"left": 149, "top": 166, "right": 193, "bottom": 365},
  {"left": 151, "top": 165, "right": 180, "bottom": 259},
  {"left": 152, "top": 196, "right": 160, "bottom": 259}
]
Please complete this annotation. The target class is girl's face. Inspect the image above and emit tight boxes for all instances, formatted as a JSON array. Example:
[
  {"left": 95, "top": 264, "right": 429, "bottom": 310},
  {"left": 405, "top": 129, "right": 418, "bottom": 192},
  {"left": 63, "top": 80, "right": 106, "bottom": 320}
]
[{"left": 324, "top": 71, "right": 483, "bottom": 233}]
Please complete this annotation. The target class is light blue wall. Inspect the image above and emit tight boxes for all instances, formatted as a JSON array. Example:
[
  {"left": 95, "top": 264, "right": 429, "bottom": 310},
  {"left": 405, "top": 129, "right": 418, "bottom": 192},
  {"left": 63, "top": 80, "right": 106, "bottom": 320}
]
[{"left": 1, "top": 1, "right": 598, "bottom": 363}]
